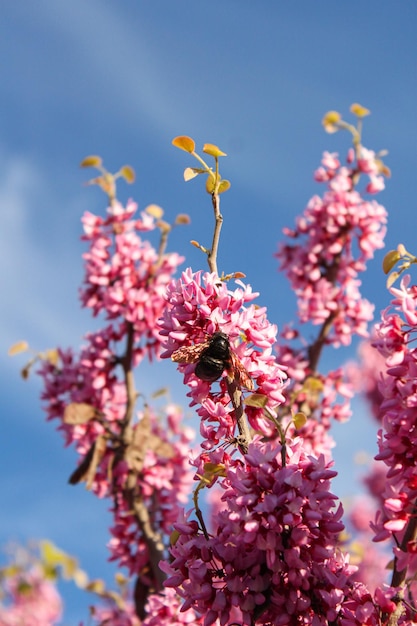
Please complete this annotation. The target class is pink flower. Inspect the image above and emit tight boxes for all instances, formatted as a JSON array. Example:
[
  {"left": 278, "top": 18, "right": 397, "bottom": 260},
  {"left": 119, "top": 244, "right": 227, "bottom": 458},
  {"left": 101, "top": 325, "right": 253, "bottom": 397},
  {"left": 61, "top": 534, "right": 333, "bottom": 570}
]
[
  {"left": 322, "top": 151, "right": 341, "bottom": 170},
  {"left": 143, "top": 588, "right": 203, "bottom": 625},
  {"left": 37, "top": 200, "right": 195, "bottom": 585},
  {"left": 89, "top": 602, "right": 140, "bottom": 626},
  {"left": 370, "top": 276, "right": 417, "bottom": 607},
  {"left": 80, "top": 201, "right": 184, "bottom": 362},
  {"left": 276, "top": 148, "right": 387, "bottom": 348},
  {"left": 357, "top": 148, "right": 379, "bottom": 175},
  {"left": 0, "top": 566, "right": 62, "bottom": 626},
  {"left": 163, "top": 438, "right": 380, "bottom": 625},
  {"left": 39, "top": 337, "right": 194, "bottom": 577},
  {"left": 159, "top": 269, "right": 287, "bottom": 446},
  {"left": 366, "top": 175, "right": 385, "bottom": 194}
]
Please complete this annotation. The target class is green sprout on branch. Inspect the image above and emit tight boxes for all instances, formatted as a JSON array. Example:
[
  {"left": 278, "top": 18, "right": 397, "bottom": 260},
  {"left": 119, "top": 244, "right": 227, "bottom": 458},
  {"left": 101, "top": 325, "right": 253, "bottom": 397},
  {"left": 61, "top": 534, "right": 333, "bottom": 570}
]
[
  {"left": 383, "top": 244, "right": 417, "bottom": 288},
  {"left": 322, "top": 103, "right": 391, "bottom": 179},
  {"left": 172, "top": 136, "right": 231, "bottom": 275}
]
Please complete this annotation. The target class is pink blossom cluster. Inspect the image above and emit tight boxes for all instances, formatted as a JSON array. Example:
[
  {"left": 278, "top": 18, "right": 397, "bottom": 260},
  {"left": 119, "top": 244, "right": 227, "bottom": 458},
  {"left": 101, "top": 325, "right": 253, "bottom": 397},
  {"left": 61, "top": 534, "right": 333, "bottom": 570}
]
[
  {"left": 107, "top": 405, "right": 194, "bottom": 576},
  {"left": 316, "top": 148, "right": 386, "bottom": 195},
  {"left": 39, "top": 337, "right": 194, "bottom": 576},
  {"left": 27, "top": 129, "right": 401, "bottom": 625},
  {"left": 344, "top": 495, "right": 391, "bottom": 594},
  {"left": 89, "top": 602, "right": 140, "bottom": 626},
  {"left": 143, "top": 588, "right": 203, "bottom": 625},
  {"left": 80, "top": 200, "right": 184, "bottom": 362},
  {"left": 87, "top": 588, "right": 201, "bottom": 626},
  {"left": 276, "top": 149, "right": 387, "bottom": 347},
  {"left": 0, "top": 565, "right": 63, "bottom": 626},
  {"left": 159, "top": 269, "right": 287, "bottom": 446},
  {"left": 370, "top": 277, "right": 417, "bottom": 581},
  {"left": 162, "top": 438, "right": 383, "bottom": 626},
  {"left": 39, "top": 326, "right": 127, "bottom": 461},
  {"left": 36, "top": 199, "right": 195, "bottom": 586},
  {"left": 275, "top": 330, "right": 353, "bottom": 459}
]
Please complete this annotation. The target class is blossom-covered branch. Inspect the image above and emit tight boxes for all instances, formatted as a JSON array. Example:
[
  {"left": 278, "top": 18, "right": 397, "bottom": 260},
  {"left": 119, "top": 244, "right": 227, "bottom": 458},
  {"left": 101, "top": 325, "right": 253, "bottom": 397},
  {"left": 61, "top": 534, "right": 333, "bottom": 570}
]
[
  {"left": 31, "top": 168, "right": 195, "bottom": 619},
  {"left": 275, "top": 106, "right": 389, "bottom": 457},
  {"left": 9, "top": 107, "right": 414, "bottom": 625}
]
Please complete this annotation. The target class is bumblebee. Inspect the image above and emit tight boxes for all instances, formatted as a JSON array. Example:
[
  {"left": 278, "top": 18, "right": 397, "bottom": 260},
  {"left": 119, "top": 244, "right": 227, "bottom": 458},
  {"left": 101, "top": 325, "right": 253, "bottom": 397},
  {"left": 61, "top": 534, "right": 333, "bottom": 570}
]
[{"left": 171, "top": 331, "right": 254, "bottom": 391}]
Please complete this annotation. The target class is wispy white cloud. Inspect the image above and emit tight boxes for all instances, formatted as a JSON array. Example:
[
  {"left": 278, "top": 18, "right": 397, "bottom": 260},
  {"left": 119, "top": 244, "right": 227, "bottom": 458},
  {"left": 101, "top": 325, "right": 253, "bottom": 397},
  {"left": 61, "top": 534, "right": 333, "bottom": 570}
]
[
  {"left": 6, "top": 2, "right": 311, "bottom": 193},
  {"left": 0, "top": 150, "right": 88, "bottom": 355},
  {"left": 19, "top": 0, "right": 191, "bottom": 138},
  {"left": 4, "top": 1, "right": 415, "bottom": 216}
]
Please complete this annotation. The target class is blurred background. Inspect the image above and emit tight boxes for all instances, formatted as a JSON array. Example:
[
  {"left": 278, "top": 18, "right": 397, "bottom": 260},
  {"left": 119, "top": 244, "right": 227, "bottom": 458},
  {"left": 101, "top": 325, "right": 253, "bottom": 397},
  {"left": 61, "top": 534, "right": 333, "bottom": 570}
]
[{"left": 1, "top": 2, "right": 416, "bottom": 622}]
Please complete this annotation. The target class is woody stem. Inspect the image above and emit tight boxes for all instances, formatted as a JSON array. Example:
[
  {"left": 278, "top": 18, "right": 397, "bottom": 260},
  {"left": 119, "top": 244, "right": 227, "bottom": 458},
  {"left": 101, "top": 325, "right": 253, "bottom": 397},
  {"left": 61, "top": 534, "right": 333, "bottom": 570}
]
[
  {"left": 118, "top": 322, "right": 166, "bottom": 616},
  {"left": 207, "top": 192, "right": 223, "bottom": 274},
  {"left": 226, "top": 379, "right": 252, "bottom": 454},
  {"left": 391, "top": 505, "right": 417, "bottom": 589}
]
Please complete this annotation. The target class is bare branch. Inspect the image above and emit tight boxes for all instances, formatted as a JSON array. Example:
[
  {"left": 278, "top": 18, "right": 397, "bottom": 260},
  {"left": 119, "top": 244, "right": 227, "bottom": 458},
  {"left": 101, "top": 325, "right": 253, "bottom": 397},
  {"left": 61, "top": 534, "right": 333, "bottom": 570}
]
[
  {"left": 207, "top": 192, "right": 223, "bottom": 274},
  {"left": 226, "top": 378, "right": 252, "bottom": 454}
]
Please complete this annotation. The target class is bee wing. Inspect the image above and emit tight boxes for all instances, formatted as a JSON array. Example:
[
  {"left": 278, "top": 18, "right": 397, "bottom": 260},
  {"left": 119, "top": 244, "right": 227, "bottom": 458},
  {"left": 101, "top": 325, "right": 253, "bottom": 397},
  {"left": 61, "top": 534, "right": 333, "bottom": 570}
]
[
  {"left": 171, "top": 341, "right": 209, "bottom": 364},
  {"left": 229, "top": 351, "right": 254, "bottom": 391}
]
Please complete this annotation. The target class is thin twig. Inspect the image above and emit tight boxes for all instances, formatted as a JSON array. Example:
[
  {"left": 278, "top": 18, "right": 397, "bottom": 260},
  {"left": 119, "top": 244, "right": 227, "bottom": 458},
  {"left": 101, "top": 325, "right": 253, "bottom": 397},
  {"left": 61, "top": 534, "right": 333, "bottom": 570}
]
[
  {"left": 306, "top": 250, "right": 344, "bottom": 373},
  {"left": 120, "top": 322, "right": 137, "bottom": 433},
  {"left": 205, "top": 188, "right": 251, "bottom": 452},
  {"left": 391, "top": 507, "right": 417, "bottom": 589},
  {"left": 307, "top": 310, "right": 337, "bottom": 373},
  {"left": 207, "top": 192, "right": 223, "bottom": 274},
  {"left": 150, "top": 224, "right": 170, "bottom": 275},
  {"left": 117, "top": 321, "right": 166, "bottom": 615},
  {"left": 226, "top": 379, "right": 252, "bottom": 454},
  {"left": 131, "top": 497, "right": 166, "bottom": 590}
]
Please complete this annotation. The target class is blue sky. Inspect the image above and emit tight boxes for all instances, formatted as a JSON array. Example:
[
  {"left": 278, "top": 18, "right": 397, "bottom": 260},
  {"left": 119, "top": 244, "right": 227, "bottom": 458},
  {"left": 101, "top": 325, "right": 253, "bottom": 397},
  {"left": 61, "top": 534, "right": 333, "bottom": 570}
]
[{"left": 1, "top": 2, "right": 416, "bottom": 623}]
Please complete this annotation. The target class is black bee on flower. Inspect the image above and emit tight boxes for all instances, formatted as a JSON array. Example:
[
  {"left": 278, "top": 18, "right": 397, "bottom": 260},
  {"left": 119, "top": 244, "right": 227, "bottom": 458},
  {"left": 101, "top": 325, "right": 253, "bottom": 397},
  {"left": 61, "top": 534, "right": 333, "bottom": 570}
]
[{"left": 171, "top": 331, "right": 254, "bottom": 391}]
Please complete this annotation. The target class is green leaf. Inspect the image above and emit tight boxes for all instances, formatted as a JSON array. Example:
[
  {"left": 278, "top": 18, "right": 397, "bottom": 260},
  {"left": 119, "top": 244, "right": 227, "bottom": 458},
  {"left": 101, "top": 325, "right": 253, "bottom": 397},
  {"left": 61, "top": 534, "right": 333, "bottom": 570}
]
[
  {"left": 203, "top": 143, "right": 227, "bottom": 157},
  {"left": 184, "top": 167, "right": 199, "bottom": 181},
  {"left": 382, "top": 249, "right": 401, "bottom": 274},
  {"left": 63, "top": 402, "right": 96, "bottom": 425},
  {"left": 244, "top": 393, "right": 269, "bottom": 408},
  {"left": 8, "top": 340, "right": 29, "bottom": 356},
  {"left": 350, "top": 103, "right": 370, "bottom": 118},
  {"left": 119, "top": 165, "right": 135, "bottom": 183},
  {"left": 145, "top": 204, "right": 164, "bottom": 219},
  {"left": 114, "top": 572, "right": 129, "bottom": 586},
  {"left": 80, "top": 155, "right": 102, "bottom": 168},
  {"left": 304, "top": 377, "right": 324, "bottom": 393},
  {"left": 322, "top": 111, "right": 341, "bottom": 133},
  {"left": 170, "top": 529, "right": 180, "bottom": 546},
  {"left": 151, "top": 387, "right": 169, "bottom": 399},
  {"left": 73, "top": 568, "right": 89, "bottom": 588},
  {"left": 202, "top": 462, "right": 227, "bottom": 478},
  {"left": 293, "top": 412, "right": 307, "bottom": 429},
  {"left": 44, "top": 348, "right": 60, "bottom": 366},
  {"left": 386, "top": 270, "right": 402, "bottom": 289},
  {"left": 172, "top": 135, "right": 195, "bottom": 153},
  {"left": 174, "top": 213, "right": 191, "bottom": 225},
  {"left": 85, "top": 578, "right": 106, "bottom": 594},
  {"left": 205, "top": 175, "right": 216, "bottom": 194},
  {"left": 40, "top": 541, "right": 79, "bottom": 580},
  {"left": 218, "top": 179, "right": 231, "bottom": 194}
]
